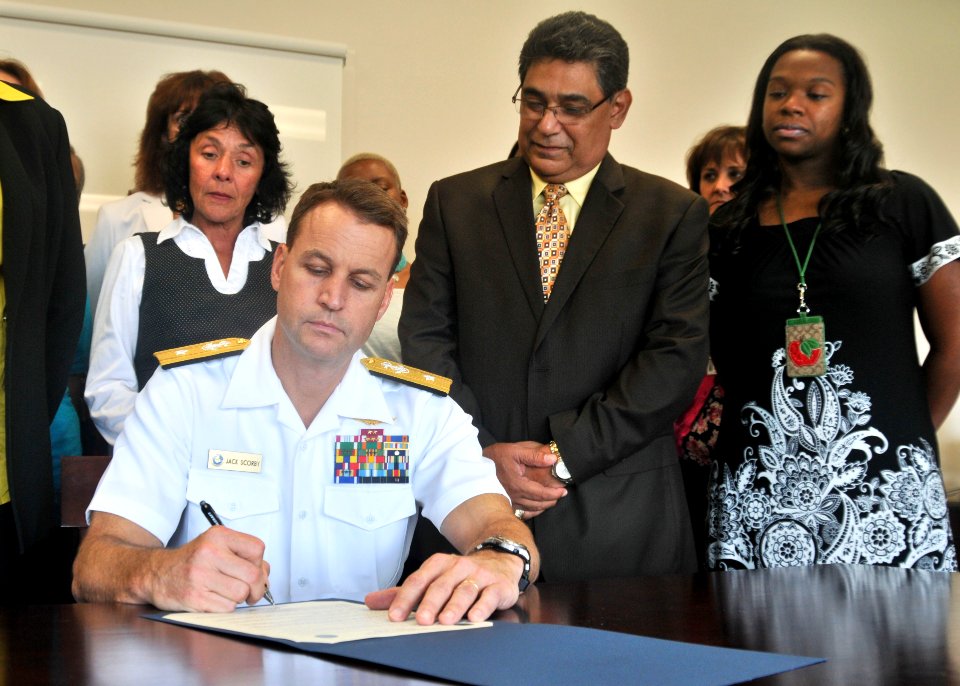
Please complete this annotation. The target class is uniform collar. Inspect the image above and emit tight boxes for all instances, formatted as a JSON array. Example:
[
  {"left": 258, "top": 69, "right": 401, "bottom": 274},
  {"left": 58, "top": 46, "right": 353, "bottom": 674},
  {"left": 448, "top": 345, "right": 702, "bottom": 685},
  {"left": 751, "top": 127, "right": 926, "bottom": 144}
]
[
  {"left": 319, "top": 353, "right": 395, "bottom": 428},
  {"left": 222, "top": 318, "right": 394, "bottom": 433},
  {"left": 222, "top": 317, "right": 285, "bottom": 410}
]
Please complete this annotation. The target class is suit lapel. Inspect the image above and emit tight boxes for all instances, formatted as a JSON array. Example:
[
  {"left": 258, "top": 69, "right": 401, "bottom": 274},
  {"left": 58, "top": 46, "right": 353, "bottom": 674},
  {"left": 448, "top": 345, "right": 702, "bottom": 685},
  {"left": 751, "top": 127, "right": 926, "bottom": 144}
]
[
  {"left": 493, "top": 160, "right": 543, "bottom": 319},
  {"left": 534, "top": 154, "right": 625, "bottom": 348}
]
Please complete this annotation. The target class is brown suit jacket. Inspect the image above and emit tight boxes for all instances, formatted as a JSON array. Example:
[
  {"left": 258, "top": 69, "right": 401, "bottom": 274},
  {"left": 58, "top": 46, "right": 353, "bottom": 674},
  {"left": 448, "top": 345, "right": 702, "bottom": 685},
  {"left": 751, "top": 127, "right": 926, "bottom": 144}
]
[{"left": 400, "top": 154, "right": 709, "bottom": 580}]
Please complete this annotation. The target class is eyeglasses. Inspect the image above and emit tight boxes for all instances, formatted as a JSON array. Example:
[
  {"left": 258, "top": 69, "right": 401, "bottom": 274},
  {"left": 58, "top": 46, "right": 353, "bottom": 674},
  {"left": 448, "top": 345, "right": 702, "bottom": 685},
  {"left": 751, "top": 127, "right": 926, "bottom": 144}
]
[{"left": 512, "top": 85, "right": 610, "bottom": 125}]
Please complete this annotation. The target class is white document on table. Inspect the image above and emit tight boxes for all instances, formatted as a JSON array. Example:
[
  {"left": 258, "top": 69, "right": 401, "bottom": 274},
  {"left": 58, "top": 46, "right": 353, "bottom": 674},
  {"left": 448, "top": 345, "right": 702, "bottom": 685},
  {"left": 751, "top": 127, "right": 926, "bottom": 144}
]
[{"left": 163, "top": 600, "right": 492, "bottom": 644}]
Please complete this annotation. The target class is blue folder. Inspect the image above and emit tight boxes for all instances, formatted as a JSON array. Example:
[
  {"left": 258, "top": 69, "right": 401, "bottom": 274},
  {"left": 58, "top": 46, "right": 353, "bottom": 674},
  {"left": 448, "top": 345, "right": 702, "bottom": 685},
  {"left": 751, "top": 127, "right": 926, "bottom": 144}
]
[{"left": 154, "top": 613, "right": 824, "bottom": 685}]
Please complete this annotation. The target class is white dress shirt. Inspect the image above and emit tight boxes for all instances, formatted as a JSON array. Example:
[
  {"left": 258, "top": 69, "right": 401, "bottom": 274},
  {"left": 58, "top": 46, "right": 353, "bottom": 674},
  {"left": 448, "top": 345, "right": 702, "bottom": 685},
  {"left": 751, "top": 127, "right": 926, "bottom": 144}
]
[{"left": 85, "top": 216, "right": 276, "bottom": 445}]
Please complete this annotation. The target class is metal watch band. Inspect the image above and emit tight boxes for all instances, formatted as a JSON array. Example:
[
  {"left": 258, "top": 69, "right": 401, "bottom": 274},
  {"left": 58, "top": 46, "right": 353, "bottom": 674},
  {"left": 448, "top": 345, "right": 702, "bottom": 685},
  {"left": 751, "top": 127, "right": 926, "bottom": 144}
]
[
  {"left": 474, "top": 536, "right": 531, "bottom": 592},
  {"left": 549, "top": 440, "right": 573, "bottom": 485}
]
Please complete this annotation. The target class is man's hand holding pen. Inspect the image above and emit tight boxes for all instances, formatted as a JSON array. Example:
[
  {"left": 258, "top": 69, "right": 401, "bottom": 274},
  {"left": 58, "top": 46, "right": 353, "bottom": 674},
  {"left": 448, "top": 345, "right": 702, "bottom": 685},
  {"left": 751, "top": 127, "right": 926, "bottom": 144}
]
[
  {"left": 201, "top": 501, "right": 275, "bottom": 606},
  {"left": 72, "top": 509, "right": 273, "bottom": 612},
  {"left": 152, "top": 525, "right": 273, "bottom": 612}
]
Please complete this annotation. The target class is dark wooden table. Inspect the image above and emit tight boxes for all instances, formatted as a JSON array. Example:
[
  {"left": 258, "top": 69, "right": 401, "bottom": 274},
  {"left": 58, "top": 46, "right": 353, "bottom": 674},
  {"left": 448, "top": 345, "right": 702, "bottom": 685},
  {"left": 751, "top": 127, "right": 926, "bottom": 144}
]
[{"left": 3, "top": 564, "right": 957, "bottom": 685}]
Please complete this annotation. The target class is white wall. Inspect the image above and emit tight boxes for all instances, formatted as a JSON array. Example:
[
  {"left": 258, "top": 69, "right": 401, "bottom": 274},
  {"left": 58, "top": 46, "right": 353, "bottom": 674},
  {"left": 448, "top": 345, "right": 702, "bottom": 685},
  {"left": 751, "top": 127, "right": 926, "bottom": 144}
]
[
  {"left": 18, "top": 0, "right": 958, "bottom": 239},
  {"left": 9, "top": 0, "right": 960, "bottom": 477},
  {"left": 2, "top": 7, "right": 344, "bottom": 241}
]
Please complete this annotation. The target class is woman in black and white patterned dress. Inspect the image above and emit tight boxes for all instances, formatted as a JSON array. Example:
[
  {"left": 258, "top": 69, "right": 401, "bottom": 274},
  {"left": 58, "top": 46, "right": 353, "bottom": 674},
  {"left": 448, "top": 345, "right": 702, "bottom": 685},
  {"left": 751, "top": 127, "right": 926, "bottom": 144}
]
[{"left": 707, "top": 34, "right": 960, "bottom": 571}]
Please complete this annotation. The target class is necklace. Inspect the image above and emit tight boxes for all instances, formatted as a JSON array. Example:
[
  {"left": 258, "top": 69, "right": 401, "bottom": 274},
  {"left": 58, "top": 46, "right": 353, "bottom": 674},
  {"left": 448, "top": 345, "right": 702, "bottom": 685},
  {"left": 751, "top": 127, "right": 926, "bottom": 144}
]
[{"left": 778, "top": 195, "right": 826, "bottom": 378}]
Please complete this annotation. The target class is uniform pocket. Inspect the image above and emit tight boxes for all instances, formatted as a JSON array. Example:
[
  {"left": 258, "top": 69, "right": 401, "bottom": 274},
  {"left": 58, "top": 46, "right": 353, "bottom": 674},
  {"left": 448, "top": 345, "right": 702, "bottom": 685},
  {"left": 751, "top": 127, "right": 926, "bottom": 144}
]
[
  {"left": 324, "top": 485, "right": 416, "bottom": 530},
  {"left": 323, "top": 485, "right": 417, "bottom": 590},
  {"left": 185, "top": 468, "right": 280, "bottom": 520}
]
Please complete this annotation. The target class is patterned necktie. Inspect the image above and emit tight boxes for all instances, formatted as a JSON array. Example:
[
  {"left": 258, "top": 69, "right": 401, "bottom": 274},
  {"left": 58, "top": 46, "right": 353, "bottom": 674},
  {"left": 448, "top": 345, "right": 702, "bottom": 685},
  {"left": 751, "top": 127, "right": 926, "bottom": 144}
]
[{"left": 536, "top": 183, "right": 569, "bottom": 302}]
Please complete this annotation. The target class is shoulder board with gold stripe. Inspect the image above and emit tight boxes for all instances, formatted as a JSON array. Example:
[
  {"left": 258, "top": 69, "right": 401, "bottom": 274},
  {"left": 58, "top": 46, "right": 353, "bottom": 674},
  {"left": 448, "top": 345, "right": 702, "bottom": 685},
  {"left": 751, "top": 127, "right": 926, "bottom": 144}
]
[
  {"left": 154, "top": 338, "right": 250, "bottom": 369},
  {"left": 360, "top": 357, "right": 452, "bottom": 396}
]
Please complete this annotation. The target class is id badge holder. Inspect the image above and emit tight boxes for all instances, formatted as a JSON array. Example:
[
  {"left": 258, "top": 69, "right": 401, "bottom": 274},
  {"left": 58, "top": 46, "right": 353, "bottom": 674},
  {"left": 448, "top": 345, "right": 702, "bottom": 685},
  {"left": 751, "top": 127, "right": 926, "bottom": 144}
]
[{"left": 785, "top": 315, "right": 825, "bottom": 378}]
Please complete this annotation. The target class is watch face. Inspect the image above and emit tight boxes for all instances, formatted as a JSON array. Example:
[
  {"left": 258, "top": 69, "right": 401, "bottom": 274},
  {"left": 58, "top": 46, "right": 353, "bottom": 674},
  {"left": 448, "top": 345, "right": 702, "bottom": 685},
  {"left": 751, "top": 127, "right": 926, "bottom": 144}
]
[
  {"left": 554, "top": 459, "right": 571, "bottom": 481},
  {"left": 481, "top": 536, "right": 530, "bottom": 560}
]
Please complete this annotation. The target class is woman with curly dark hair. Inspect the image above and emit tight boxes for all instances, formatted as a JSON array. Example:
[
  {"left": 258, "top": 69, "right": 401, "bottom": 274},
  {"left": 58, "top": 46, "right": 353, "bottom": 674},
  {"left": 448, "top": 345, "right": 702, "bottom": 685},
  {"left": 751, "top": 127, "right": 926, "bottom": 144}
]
[
  {"left": 707, "top": 34, "right": 960, "bottom": 571},
  {"left": 86, "top": 83, "right": 293, "bottom": 445},
  {"left": 86, "top": 70, "right": 247, "bottom": 316}
]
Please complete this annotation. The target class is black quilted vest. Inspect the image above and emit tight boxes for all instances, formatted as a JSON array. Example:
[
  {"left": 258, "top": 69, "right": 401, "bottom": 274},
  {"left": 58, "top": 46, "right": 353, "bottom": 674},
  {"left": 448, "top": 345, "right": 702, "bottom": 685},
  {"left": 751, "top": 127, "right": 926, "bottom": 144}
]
[{"left": 133, "top": 232, "right": 278, "bottom": 388}]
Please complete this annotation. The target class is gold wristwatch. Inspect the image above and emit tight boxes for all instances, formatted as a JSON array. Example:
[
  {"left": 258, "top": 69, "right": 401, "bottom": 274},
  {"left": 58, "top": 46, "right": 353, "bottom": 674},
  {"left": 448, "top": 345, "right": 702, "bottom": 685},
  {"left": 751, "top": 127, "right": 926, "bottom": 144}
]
[{"left": 549, "top": 440, "right": 573, "bottom": 485}]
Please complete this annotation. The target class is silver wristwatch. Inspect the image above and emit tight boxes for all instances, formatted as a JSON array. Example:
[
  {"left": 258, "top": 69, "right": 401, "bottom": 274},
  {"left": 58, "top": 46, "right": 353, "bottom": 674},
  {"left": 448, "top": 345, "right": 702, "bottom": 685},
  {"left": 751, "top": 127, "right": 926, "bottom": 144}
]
[{"left": 474, "top": 536, "right": 531, "bottom": 592}]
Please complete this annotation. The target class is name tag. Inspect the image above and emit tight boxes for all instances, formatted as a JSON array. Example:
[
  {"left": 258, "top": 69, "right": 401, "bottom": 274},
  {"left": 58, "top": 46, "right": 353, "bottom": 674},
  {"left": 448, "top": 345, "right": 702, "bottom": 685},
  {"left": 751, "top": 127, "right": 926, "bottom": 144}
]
[{"left": 208, "top": 449, "right": 263, "bottom": 473}]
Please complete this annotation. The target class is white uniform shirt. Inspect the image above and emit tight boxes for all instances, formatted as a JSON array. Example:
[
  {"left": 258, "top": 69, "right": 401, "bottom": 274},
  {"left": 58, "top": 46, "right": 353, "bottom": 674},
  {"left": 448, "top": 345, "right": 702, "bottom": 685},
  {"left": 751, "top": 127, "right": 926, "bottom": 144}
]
[
  {"left": 84, "top": 191, "right": 286, "bottom": 320},
  {"left": 87, "top": 317, "right": 506, "bottom": 603}
]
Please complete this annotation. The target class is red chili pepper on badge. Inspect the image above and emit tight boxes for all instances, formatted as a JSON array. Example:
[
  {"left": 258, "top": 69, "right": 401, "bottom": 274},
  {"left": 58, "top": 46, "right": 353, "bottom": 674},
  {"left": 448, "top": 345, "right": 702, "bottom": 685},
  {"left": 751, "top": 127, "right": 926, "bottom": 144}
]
[{"left": 788, "top": 338, "right": 822, "bottom": 367}]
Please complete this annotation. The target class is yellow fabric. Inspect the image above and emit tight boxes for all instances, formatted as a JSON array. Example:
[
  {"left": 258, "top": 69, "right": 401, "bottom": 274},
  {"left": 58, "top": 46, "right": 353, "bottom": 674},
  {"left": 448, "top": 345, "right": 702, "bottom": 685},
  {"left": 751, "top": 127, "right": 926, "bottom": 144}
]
[
  {"left": 154, "top": 337, "right": 250, "bottom": 368},
  {"left": 0, "top": 81, "right": 34, "bottom": 102},
  {"left": 360, "top": 357, "right": 452, "bottom": 396},
  {"left": 0, "top": 178, "right": 7, "bottom": 504},
  {"left": 530, "top": 162, "right": 601, "bottom": 234}
]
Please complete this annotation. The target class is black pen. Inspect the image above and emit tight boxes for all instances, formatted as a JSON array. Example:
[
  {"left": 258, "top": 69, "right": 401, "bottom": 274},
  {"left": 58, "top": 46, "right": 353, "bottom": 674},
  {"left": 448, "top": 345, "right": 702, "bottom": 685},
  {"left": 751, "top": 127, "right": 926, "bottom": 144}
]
[{"left": 199, "top": 500, "right": 276, "bottom": 606}]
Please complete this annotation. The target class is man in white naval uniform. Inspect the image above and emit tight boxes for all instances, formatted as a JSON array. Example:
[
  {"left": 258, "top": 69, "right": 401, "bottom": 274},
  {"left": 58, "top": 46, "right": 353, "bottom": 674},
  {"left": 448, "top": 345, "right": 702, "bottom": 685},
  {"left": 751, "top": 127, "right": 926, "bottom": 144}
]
[{"left": 73, "top": 179, "right": 538, "bottom": 624}]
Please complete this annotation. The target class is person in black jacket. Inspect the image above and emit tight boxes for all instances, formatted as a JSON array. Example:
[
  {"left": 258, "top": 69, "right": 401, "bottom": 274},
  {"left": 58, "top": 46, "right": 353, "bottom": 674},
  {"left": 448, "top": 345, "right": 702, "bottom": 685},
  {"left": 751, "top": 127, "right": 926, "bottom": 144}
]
[{"left": 0, "top": 77, "right": 86, "bottom": 603}]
